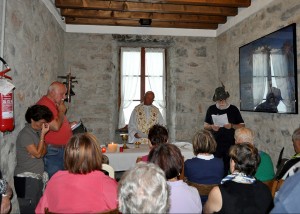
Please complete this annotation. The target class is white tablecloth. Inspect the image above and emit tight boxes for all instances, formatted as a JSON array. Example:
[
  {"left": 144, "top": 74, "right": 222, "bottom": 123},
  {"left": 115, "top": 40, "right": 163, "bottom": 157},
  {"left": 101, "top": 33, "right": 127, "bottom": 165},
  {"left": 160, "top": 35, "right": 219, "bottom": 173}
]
[{"left": 104, "top": 142, "right": 194, "bottom": 171}]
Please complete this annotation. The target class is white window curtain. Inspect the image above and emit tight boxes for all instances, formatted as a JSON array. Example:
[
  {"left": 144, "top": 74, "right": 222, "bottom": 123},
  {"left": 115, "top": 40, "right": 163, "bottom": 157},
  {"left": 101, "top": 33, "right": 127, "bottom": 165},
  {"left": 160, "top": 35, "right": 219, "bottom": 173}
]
[
  {"left": 118, "top": 48, "right": 141, "bottom": 128},
  {"left": 252, "top": 51, "right": 268, "bottom": 107},
  {"left": 270, "top": 49, "right": 291, "bottom": 111},
  {"left": 145, "top": 48, "right": 166, "bottom": 122}
]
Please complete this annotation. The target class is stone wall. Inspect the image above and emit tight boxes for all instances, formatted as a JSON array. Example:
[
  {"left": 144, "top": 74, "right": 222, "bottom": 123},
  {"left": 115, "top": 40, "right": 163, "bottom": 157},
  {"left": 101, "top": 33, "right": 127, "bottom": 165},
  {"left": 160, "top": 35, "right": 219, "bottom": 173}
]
[
  {"left": 63, "top": 34, "right": 217, "bottom": 144},
  {"left": 217, "top": 0, "right": 300, "bottom": 164},
  {"left": 0, "top": 0, "right": 64, "bottom": 212}
]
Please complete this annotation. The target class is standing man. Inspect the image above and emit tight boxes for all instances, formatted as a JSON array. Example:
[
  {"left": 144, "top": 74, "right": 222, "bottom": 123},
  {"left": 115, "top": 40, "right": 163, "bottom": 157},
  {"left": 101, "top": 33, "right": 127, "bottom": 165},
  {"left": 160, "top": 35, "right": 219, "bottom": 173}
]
[
  {"left": 204, "top": 84, "right": 244, "bottom": 175},
  {"left": 128, "top": 91, "right": 165, "bottom": 144},
  {"left": 36, "top": 81, "right": 76, "bottom": 178}
]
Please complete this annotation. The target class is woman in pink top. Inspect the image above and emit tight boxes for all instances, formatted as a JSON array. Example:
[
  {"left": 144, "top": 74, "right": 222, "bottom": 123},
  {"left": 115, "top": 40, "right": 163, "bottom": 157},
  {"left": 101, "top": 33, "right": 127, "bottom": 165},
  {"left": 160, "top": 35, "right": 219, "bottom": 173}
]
[{"left": 35, "top": 133, "right": 118, "bottom": 213}]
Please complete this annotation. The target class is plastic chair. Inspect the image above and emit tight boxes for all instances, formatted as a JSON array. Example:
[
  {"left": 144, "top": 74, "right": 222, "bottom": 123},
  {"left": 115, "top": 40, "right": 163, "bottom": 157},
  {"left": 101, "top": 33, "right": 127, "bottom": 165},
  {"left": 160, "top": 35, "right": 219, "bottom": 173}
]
[{"left": 102, "top": 164, "right": 115, "bottom": 179}]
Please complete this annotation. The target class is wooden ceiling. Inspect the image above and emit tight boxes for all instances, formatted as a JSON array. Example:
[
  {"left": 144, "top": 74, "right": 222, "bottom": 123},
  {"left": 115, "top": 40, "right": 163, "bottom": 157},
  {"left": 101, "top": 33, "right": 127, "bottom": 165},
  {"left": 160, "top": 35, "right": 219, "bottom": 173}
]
[{"left": 55, "top": 0, "right": 252, "bottom": 30}]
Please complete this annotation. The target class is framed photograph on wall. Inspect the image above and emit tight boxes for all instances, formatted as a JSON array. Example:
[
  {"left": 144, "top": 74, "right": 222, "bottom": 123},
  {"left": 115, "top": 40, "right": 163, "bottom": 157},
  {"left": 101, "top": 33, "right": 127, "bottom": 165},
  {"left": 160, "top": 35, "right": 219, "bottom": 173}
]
[{"left": 239, "top": 23, "right": 298, "bottom": 114}]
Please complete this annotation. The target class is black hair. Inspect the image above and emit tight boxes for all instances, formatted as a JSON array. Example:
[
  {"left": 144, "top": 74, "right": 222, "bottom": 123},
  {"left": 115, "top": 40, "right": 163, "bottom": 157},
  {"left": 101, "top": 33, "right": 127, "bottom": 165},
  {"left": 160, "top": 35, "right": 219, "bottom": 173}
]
[
  {"left": 25, "top": 105, "right": 53, "bottom": 123},
  {"left": 148, "top": 124, "right": 168, "bottom": 146}
]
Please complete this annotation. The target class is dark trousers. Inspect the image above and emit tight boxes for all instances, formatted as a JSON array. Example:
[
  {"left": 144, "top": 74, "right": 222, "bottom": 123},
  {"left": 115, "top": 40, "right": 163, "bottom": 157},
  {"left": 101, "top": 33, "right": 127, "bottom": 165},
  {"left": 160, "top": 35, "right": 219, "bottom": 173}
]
[{"left": 14, "top": 176, "right": 43, "bottom": 214}]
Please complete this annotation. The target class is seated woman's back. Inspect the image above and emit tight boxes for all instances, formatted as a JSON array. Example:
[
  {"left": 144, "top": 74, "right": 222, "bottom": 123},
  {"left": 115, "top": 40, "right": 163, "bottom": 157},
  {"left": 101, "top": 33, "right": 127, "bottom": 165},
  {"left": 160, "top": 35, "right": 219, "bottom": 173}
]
[
  {"left": 218, "top": 180, "right": 272, "bottom": 214},
  {"left": 185, "top": 129, "right": 224, "bottom": 184},
  {"left": 204, "top": 144, "right": 274, "bottom": 214},
  {"left": 149, "top": 143, "right": 202, "bottom": 213},
  {"left": 36, "top": 170, "right": 117, "bottom": 213},
  {"left": 185, "top": 156, "right": 224, "bottom": 184},
  {"left": 35, "top": 133, "right": 118, "bottom": 213}
]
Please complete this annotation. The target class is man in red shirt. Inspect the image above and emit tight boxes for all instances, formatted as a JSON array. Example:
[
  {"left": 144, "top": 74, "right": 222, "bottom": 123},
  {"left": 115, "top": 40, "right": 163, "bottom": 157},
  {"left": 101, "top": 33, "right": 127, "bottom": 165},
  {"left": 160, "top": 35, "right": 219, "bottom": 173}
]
[{"left": 37, "top": 81, "right": 76, "bottom": 178}]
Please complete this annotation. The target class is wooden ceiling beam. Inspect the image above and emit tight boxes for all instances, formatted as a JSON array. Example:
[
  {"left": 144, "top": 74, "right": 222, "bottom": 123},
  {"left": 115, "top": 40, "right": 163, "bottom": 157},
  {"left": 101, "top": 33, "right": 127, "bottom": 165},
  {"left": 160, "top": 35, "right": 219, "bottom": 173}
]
[
  {"left": 107, "top": 0, "right": 251, "bottom": 7},
  {"left": 65, "top": 17, "right": 218, "bottom": 29},
  {"left": 56, "top": 0, "right": 238, "bottom": 16},
  {"left": 61, "top": 8, "right": 227, "bottom": 24}
]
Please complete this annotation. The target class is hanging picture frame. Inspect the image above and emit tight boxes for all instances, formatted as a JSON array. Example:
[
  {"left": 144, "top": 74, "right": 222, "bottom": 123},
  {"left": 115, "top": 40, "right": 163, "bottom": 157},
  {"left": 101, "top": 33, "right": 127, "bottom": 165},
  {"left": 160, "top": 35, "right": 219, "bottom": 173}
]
[{"left": 239, "top": 23, "right": 298, "bottom": 114}]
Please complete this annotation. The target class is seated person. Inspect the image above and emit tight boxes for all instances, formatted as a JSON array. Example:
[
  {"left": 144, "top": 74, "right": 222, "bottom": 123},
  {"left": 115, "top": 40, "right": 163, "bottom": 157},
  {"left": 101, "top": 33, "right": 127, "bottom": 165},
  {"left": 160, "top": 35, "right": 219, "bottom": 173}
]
[
  {"left": 14, "top": 105, "right": 52, "bottom": 213},
  {"left": 255, "top": 87, "right": 282, "bottom": 113},
  {"left": 128, "top": 91, "right": 165, "bottom": 144},
  {"left": 149, "top": 143, "right": 202, "bottom": 213},
  {"left": 118, "top": 162, "right": 169, "bottom": 213},
  {"left": 204, "top": 143, "right": 274, "bottom": 214},
  {"left": 275, "top": 127, "right": 300, "bottom": 180},
  {"left": 0, "top": 171, "right": 13, "bottom": 214},
  {"left": 184, "top": 130, "right": 224, "bottom": 203},
  {"left": 35, "top": 133, "right": 118, "bottom": 213},
  {"left": 234, "top": 127, "right": 275, "bottom": 181},
  {"left": 136, "top": 124, "right": 168, "bottom": 162},
  {"left": 271, "top": 170, "right": 300, "bottom": 213}
]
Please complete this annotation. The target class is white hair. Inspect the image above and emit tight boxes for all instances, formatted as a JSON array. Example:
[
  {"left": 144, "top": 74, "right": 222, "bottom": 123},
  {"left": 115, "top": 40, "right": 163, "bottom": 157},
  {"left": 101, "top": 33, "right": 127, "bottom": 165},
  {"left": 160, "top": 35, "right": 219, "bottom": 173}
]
[
  {"left": 118, "top": 162, "right": 169, "bottom": 213},
  {"left": 234, "top": 127, "right": 255, "bottom": 144}
]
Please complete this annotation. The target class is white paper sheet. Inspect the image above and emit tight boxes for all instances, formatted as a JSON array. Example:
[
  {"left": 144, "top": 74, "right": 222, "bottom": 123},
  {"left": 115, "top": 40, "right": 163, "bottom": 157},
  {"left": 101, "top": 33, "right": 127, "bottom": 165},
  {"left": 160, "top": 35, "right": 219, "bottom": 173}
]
[{"left": 212, "top": 114, "right": 229, "bottom": 127}]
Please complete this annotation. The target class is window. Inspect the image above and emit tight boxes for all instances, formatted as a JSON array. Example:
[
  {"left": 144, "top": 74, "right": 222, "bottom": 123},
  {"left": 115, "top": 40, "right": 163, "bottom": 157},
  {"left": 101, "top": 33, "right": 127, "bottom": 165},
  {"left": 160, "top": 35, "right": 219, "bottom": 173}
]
[
  {"left": 253, "top": 47, "right": 291, "bottom": 112},
  {"left": 118, "top": 47, "right": 166, "bottom": 128}
]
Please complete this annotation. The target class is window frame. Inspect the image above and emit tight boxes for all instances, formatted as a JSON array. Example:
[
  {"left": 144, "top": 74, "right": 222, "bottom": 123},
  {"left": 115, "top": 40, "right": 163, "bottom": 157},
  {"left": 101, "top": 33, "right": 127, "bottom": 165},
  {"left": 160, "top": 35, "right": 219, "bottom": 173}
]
[{"left": 118, "top": 46, "right": 167, "bottom": 127}]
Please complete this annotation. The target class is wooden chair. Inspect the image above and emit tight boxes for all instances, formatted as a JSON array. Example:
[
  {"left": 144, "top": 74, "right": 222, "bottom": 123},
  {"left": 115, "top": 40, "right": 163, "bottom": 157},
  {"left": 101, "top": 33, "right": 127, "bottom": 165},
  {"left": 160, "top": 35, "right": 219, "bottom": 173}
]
[
  {"left": 263, "top": 179, "right": 284, "bottom": 198},
  {"left": 98, "top": 208, "right": 119, "bottom": 214},
  {"left": 102, "top": 164, "right": 115, "bottom": 179},
  {"left": 44, "top": 208, "right": 54, "bottom": 214},
  {"left": 185, "top": 180, "right": 218, "bottom": 196},
  {"left": 45, "top": 207, "right": 119, "bottom": 214}
]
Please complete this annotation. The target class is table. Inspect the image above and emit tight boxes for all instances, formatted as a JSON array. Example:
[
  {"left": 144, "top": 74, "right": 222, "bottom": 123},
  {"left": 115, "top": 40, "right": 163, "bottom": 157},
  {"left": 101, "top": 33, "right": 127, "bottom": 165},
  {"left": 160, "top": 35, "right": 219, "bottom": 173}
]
[{"left": 104, "top": 142, "right": 194, "bottom": 172}]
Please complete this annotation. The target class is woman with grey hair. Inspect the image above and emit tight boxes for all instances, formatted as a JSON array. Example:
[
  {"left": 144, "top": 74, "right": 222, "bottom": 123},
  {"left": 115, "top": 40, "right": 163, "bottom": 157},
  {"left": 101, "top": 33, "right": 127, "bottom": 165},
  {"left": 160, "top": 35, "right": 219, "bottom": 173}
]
[
  {"left": 118, "top": 162, "right": 169, "bottom": 213},
  {"left": 204, "top": 143, "right": 273, "bottom": 214}
]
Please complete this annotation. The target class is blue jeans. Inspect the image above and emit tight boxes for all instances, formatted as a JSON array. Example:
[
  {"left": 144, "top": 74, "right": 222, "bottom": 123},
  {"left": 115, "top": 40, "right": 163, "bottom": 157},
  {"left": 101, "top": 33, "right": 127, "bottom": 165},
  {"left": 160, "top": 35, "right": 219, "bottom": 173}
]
[{"left": 44, "top": 146, "right": 65, "bottom": 179}]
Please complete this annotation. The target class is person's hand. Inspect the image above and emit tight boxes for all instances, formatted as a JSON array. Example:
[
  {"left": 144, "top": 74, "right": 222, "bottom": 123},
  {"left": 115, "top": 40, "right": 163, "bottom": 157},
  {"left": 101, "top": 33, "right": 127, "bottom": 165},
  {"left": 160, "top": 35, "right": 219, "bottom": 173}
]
[
  {"left": 41, "top": 123, "right": 50, "bottom": 136},
  {"left": 211, "top": 124, "right": 220, "bottom": 131},
  {"left": 224, "top": 123, "right": 232, "bottom": 129},
  {"left": 1, "top": 196, "right": 11, "bottom": 214},
  {"left": 135, "top": 131, "right": 147, "bottom": 138},
  {"left": 1, "top": 182, "right": 12, "bottom": 214},
  {"left": 57, "top": 101, "right": 67, "bottom": 114}
]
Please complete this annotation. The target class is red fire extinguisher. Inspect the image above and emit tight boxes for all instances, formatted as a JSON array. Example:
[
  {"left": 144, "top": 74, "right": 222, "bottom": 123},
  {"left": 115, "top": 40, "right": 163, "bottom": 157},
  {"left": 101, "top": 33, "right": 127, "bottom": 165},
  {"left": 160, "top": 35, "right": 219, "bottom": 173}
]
[{"left": 0, "top": 57, "right": 14, "bottom": 132}]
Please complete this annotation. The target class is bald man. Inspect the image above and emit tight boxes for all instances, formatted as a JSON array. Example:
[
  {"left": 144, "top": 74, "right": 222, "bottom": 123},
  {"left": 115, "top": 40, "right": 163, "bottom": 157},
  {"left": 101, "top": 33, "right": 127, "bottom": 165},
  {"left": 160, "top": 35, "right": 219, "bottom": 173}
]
[
  {"left": 128, "top": 91, "right": 165, "bottom": 144},
  {"left": 37, "top": 81, "right": 76, "bottom": 178},
  {"left": 234, "top": 127, "right": 275, "bottom": 181}
]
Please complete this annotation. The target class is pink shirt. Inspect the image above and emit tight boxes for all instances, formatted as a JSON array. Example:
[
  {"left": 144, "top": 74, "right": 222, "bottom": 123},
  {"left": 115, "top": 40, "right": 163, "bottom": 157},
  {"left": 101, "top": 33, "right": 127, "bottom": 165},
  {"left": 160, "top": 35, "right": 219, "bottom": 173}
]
[
  {"left": 37, "top": 96, "right": 72, "bottom": 145},
  {"left": 35, "top": 170, "right": 118, "bottom": 213}
]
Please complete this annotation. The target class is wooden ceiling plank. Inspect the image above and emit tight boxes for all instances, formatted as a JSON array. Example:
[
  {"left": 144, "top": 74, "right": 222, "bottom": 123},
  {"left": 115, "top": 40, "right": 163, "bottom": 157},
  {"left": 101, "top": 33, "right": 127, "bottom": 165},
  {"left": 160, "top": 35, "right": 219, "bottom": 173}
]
[
  {"left": 61, "top": 8, "right": 227, "bottom": 24},
  {"left": 107, "top": 0, "right": 251, "bottom": 7},
  {"left": 65, "top": 17, "right": 218, "bottom": 29},
  {"left": 56, "top": 0, "right": 238, "bottom": 16},
  {"left": 56, "top": 0, "right": 250, "bottom": 8}
]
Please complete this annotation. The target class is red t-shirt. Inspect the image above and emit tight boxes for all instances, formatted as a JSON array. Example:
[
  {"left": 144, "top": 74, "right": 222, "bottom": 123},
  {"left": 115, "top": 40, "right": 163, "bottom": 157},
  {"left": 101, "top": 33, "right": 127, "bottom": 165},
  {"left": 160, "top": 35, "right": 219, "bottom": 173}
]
[{"left": 37, "top": 96, "right": 72, "bottom": 145}]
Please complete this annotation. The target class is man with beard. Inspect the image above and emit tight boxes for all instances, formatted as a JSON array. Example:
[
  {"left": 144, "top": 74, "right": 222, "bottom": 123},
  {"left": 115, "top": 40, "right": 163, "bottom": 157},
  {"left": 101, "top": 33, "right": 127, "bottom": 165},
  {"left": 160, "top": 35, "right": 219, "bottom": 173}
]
[{"left": 204, "top": 84, "right": 245, "bottom": 176}]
